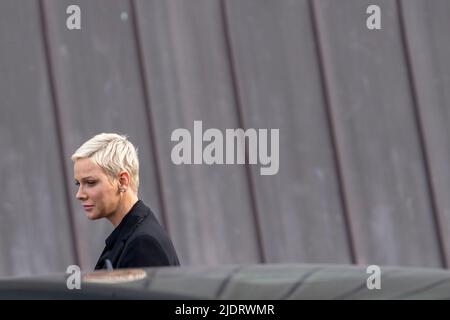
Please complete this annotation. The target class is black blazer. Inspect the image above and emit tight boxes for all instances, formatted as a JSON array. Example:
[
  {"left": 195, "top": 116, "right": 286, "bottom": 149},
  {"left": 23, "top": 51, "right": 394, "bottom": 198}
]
[{"left": 94, "top": 200, "right": 180, "bottom": 270}]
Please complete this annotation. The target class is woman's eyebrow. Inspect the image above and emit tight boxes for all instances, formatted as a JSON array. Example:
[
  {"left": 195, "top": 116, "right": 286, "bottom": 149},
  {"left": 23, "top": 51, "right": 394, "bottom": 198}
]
[{"left": 76, "top": 176, "right": 96, "bottom": 182}]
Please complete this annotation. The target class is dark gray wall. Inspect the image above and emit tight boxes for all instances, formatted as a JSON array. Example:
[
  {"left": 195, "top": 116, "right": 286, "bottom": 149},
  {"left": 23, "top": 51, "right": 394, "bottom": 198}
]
[{"left": 1, "top": 0, "right": 449, "bottom": 277}]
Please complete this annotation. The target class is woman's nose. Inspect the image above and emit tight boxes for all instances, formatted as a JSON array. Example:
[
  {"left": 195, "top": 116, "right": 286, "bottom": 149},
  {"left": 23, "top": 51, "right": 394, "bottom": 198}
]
[{"left": 76, "top": 186, "right": 86, "bottom": 200}]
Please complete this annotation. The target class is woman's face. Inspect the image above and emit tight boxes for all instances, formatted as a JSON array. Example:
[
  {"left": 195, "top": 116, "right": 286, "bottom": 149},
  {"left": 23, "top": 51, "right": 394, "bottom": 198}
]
[{"left": 73, "top": 158, "right": 120, "bottom": 221}]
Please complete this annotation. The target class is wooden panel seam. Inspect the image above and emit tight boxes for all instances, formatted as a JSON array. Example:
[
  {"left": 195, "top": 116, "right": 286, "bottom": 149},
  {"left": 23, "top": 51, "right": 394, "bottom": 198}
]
[
  {"left": 309, "top": 0, "right": 357, "bottom": 265},
  {"left": 220, "top": 0, "right": 265, "bottom": 263},
  {"left": 397, "top": 0, "right": 447, "bottom": 268},
  {"left": 130, "top": 0, "right": 170, "bottom": 232},
  {"left": 37, "top": 0, "right": 80, "bottom": 267}
]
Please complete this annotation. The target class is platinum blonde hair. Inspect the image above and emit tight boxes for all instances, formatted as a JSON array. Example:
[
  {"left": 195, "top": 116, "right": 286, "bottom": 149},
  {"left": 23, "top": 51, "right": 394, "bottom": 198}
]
[{"left": 71, "top": 133, "right": 139, "bottom": 193}]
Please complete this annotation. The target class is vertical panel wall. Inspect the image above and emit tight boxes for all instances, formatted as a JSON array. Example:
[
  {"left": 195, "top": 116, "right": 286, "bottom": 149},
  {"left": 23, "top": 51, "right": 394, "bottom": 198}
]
[
  {"left": 0, "top": 0, "right": 75, "bottom": 276},
  {"left": 400, "top": 0, "right": 450, "bottom": 266},
  {"left": 224, "top": 0, "right": 353, "bottom": 263},
  {"left": 312, "top": 0, "right": 442, "bottom": 267},
  {"left": 133, "top": 0, "right": 262, "bottom": 265},
  {"left": 40, "top": 0, "right": 163, "bottom": 270},
  {"left": 1, "top": 0, "right": 450, "bottom": 276}
]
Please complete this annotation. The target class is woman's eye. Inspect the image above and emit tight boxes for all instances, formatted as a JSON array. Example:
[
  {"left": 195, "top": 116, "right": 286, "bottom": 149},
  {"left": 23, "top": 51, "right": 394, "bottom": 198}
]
[
  {"left": 75, "top": 181, "right": 80, "bottom": 186},
  {"left": 87, "top": 181, "right": 97, "bottom": 186}
]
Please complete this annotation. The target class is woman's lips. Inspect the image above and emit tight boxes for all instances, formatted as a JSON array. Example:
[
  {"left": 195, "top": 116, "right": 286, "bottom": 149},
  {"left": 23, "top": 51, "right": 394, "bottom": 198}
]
[{"left": 83, "top": 205, "right": 94, "bottom": 211}]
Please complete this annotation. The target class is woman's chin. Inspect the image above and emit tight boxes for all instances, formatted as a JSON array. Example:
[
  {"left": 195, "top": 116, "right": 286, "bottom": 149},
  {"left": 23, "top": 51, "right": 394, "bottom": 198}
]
[{"left": 85, "top": 210, "right": 101, "bottom": 220}]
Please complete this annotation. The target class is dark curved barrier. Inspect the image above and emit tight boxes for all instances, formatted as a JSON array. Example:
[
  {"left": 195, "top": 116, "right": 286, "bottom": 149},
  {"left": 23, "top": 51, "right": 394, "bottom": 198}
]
[{"left": 1, "top": 264, "right": 450, "bottom": 299}]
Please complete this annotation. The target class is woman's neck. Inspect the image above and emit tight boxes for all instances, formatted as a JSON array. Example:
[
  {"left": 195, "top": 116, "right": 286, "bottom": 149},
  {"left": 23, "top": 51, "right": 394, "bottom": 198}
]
[{"left": 108, "top": 192, "right": 139, "bottom": 227}]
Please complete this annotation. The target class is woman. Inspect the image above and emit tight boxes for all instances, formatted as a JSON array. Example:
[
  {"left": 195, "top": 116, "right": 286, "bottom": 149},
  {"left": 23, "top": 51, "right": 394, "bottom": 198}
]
[{"left": 72, "top": 133, "right": 180, "bottom": 270}]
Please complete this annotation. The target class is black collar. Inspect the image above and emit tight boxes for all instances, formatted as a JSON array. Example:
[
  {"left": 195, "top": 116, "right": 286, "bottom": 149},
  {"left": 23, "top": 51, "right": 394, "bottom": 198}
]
[{"left": 104, "top": 200, "right": 148, "bottom": 249}]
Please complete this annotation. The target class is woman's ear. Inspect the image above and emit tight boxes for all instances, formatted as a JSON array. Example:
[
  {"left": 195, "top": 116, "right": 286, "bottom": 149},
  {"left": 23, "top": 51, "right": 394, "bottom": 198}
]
[{"left": 118, "top": 171, "right": 130, "bottom": 192}]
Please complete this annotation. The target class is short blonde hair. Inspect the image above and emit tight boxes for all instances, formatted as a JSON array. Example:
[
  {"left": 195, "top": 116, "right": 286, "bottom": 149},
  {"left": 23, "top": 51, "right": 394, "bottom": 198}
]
[{"left": 71, "top": 133, "right": 139, "bottom": 192}]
